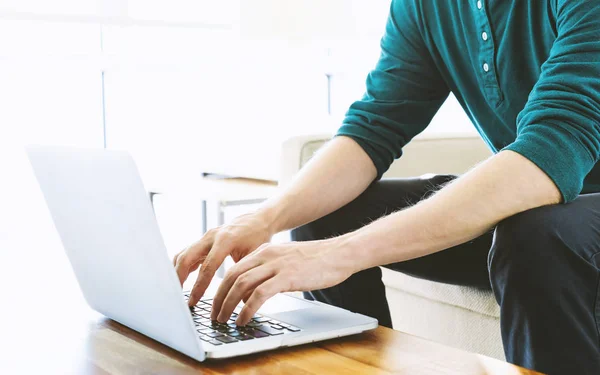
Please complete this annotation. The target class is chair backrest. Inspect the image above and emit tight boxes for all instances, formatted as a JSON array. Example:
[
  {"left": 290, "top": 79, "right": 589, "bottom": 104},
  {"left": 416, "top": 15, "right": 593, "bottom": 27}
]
[
  {"left": 384, "top": 134, "right": 492, "bottom": 178},
  {"left": 280, "top": 133, "right": 492, "bottom": 185}
]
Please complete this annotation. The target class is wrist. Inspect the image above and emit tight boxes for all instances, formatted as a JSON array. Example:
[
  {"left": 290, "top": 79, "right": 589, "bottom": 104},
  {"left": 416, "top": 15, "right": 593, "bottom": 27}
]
[
  {"left": 255, "top": 203, "right": 285, "bottom": 237},
  {"left": 255, "top": 192, "right": 301, "bottom": 235},
  {"left": 327, "top": 233, "right": 370, "bottom": 276}
]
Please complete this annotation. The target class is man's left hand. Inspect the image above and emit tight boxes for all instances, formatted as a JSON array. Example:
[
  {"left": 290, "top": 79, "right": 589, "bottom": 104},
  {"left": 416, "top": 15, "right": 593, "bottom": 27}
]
[{"left": 210, "top": 238, "right": 354, "bottom": 326}]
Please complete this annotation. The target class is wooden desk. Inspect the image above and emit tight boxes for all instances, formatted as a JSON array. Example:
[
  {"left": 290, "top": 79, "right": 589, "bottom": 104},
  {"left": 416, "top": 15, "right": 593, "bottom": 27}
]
[
  {"left": 2, "top": 182, "right": 541, "bottom": 375},
  {"left": 3, "top": 298, "right": 542, "bottom": 374}
]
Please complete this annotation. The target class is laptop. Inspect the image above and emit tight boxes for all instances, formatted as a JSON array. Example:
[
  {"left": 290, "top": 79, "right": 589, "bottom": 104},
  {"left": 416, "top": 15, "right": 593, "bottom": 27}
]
[{"left": 26, "top": 146, "right": 378, "bottom": 361}]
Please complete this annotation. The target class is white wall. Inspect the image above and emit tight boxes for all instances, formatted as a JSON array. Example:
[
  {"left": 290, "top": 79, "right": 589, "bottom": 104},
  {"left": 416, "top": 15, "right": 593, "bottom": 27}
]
[{"left": 0, "top": 1, "right": 475, "bottom": 300}]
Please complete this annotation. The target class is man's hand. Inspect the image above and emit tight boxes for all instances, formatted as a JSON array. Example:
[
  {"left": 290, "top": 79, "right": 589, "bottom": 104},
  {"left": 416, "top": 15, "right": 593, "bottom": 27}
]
[
  {"left": 210, "top": 238, "right": 354, "bottom": 326},
  {"left": 173, "top": 212, "right": 275, "bottom": 306},
  {"left": 172, "top": 137, "right": 377, "bottom": 310}
]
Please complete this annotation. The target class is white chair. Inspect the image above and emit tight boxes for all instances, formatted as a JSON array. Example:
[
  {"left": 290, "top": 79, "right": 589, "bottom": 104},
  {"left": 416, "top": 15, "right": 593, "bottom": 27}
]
[{"left": 279, "top": 133, "right": 505, "bottom": 360}]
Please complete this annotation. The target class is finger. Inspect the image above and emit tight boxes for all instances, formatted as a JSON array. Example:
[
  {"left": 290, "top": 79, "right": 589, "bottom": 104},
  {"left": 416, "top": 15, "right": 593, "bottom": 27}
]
[
  {"left": 188, "top": 238, "right": 231, "bottom": 306},
  {"left": 242, "top": 289, "right": 253, "bottom": 303},
  {"left": 216, "top": 265, "right": 276, "bottom": 323},
  {"left": 175, "top": 249, "right": 207, "bottom": 287},
  {"left": 236, "top": 276, "right": 282, "bottom": 326},
  {"left": 211, "top": 253, "right": 263, "bottom": 320},
  {"left": 174, "top": 237, "right": 212, "bottom": 286},
  {"left": 172, "top": 248, "right": 191, "bottom": 268}
]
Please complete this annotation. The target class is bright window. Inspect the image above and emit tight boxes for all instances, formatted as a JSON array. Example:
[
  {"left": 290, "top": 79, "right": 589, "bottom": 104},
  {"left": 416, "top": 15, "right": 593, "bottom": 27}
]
[{"left": 0, "top": 1, "right": 474, "bottom": 291}]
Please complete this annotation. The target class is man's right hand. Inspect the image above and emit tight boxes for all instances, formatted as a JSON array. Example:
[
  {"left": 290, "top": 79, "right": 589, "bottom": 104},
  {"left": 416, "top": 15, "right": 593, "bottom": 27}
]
[
  {"left": 173, "top": 211, "right": 274, "bottom": 306},
  {"left": 172, "top": 136, "right": 377, "bottom": 307}
]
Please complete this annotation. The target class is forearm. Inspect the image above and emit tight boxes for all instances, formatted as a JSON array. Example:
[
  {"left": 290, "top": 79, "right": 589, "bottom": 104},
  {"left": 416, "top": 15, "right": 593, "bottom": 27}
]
[
  {"left": 258, "top": 136, "right": 377, "bottom": 235},
  {"left": 338, "top": 150, "right": 561, "bottom": 271}
]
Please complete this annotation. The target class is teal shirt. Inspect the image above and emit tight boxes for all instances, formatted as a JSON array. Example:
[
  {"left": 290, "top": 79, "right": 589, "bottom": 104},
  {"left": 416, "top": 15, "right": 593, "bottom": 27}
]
[{"left": 337, "top": 0, "right": 600, "bottom": 202}]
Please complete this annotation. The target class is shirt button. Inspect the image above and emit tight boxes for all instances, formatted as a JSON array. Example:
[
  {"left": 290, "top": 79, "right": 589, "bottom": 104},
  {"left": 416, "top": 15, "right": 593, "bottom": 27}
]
[
  {"left": 483, "top": 63, "right": 490, "bottom": 72},
  {"left": 477, "top": 1, "right": 482, "bottom": 9},
  {"left": 481, "top": 31, "right": 488, "bottom": 41}
]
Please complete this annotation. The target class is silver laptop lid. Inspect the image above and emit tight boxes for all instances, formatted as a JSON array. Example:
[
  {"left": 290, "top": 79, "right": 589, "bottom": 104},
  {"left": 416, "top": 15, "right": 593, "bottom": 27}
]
[{"left": 27, "top": 146, "right": 204, "bottom": 361}]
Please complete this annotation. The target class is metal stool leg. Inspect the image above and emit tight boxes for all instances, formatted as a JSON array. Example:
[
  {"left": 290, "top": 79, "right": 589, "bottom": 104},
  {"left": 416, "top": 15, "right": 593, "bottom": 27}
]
[{"left": 215, "top": 201, "right": 226, "bottom": 278}]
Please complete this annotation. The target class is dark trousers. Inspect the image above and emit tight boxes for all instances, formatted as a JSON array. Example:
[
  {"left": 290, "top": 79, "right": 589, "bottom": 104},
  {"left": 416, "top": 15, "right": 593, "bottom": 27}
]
[{"left": 291, "top": 176, "right": 600, "bottom": 375}]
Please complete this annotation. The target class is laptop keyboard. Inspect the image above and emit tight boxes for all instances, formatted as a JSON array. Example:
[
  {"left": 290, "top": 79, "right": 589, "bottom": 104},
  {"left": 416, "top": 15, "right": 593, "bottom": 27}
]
[{"left": 184, "top": 293, "right": 301, "bottom": 346}]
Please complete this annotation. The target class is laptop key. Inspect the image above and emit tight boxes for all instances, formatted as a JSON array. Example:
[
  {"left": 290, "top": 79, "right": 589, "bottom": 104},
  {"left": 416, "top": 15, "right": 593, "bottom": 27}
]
[
  {"left": 254, "top": 317, "right": 270, "bottom": 323},
  {"left": 216, "top": 335, "right": 238, "bottom": 344},
  {"left": 243, "top": 328, "right": 270, "bottom": 338},
  {"left": 270, "top": 325, "right": 284, "bottom": 330},
  {"left": 208, "top": 339, "right": 223, "bottom": 346},
  {"left": 256, "top": 326, "right": 284, "bottom": 336},
  {"left": 286, "top": 326, "right": 301, "bottom": 332},
  {"left": 206, "top": 331, "right": 224, "bottom": 338},
  {"left": 237, "top": 334, "right": 254, "bottom": 341}
]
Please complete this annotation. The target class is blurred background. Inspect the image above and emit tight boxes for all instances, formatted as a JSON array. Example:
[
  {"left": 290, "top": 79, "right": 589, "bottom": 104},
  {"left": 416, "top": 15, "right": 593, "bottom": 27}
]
[{"left": 0, "top": 0, "right": 474, "bottom": 309}]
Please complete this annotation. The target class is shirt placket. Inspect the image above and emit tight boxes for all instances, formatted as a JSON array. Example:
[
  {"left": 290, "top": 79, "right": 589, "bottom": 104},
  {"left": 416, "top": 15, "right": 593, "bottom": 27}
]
[{"left": 475, "top": 0, "right": 503, "bottom": 106}]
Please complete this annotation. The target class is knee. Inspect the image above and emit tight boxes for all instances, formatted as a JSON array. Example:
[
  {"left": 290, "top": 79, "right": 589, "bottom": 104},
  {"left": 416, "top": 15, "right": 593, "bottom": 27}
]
[
  {"left": 492, "top": 206, "right": 560, "bottom": 255},
  {"left": 488, "top": 207, "right": 563, "bottom": 293}
]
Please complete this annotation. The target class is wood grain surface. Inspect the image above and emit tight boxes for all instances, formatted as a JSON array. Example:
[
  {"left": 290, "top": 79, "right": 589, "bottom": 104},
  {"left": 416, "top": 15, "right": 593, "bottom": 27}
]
[{"left": 2, "top": 309, "right": 542, "bottom": 375}]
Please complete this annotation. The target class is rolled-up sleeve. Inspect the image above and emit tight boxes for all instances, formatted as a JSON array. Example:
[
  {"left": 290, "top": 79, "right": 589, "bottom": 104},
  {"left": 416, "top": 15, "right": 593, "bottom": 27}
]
[
  {"left": 336, "top": 0, "right": 450, "bottom": 179},
  {"left": 504, "top": 0, "right": 600, "bottom": 202}
]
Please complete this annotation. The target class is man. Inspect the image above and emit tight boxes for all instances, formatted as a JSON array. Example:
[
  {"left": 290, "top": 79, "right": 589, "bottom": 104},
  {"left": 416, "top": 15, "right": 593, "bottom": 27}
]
[{"left": 173, "top": 1, "right": 600, "bottom": 373}]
